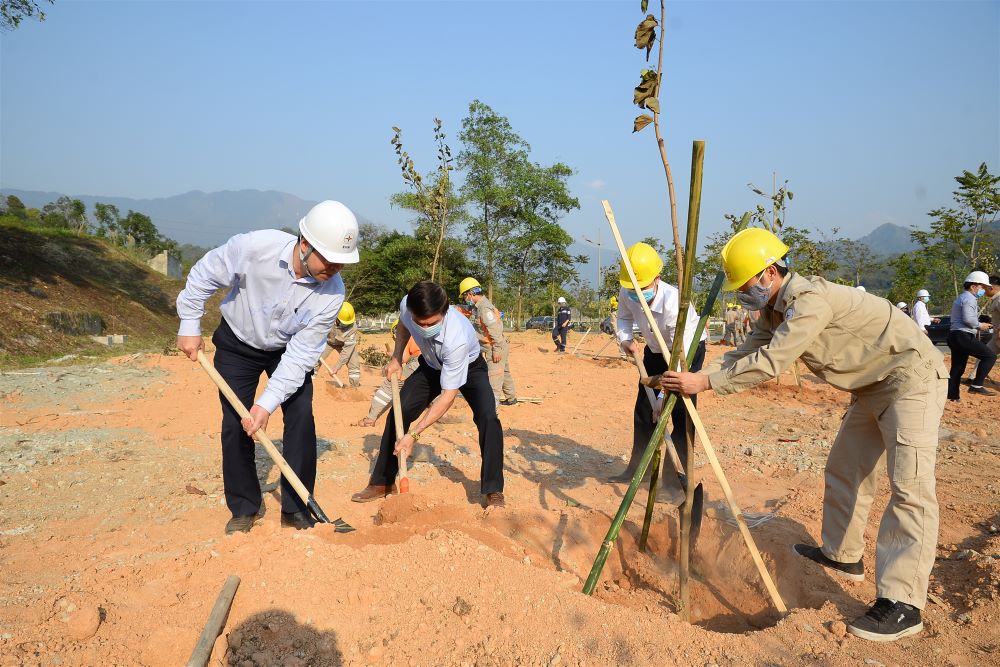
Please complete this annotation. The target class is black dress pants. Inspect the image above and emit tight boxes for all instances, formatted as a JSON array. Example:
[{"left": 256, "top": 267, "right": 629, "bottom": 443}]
[
  {"left": 212, "top": 318, "right": 317, "bottom": 517},
  {"left": 947, "top": 330, "right": 997, "bottom": 399},
  {"left": 626, "top": 341, "right": 706, "bottom": 483},
  {"left": 552, "top": 327, "right": 567, "bottom": 351},
  {"left": 369, "top": 356, "right": 504, "bottom": 494}
]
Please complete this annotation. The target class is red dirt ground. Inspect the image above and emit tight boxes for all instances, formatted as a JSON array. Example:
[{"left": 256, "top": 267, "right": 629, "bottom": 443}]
[{"left": 1, "top": 331, "right": 997, "bottom": 666}]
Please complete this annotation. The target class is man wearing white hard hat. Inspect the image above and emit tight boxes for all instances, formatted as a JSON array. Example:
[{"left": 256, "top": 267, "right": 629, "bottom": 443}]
[
  {"left": 552, "top": 296, "right": 572, "bottom": 353},
  {"left": 910, "top": 289, "right": 937, "bottom": 334},
  {"left": 895, "top": 301, "right": 909, "bottom": 316},
  {"left": 946, "top": 270, "right": 997, "bottom": 399},
  {"left": 176, "top": 200, "right": 360, "bottom": 534}
]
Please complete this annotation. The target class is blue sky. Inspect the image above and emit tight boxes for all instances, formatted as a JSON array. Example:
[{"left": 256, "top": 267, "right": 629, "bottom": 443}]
[{"left": 2, "top": 0, "right": 998, "bottom": 276}]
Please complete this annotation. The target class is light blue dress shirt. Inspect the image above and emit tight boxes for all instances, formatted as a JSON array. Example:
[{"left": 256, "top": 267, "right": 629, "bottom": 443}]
[
  {"left": 398, "top": 296, "right": 480, "bottom": 390},
  {"left": 176, "top": 230, "right": 345, "bottom": 413},
  {"left": 950, "top": 290, "right": 980, "bottom": 334}
]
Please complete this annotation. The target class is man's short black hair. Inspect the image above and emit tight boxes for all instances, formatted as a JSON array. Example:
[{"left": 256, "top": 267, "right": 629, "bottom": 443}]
[
  {"left": 773, "top": 255, "right": 789, "bottom": 278},
  {"left": 407, "top": 281, "right": 449, "bottom": 318},
  {"left": 991, "top": 275, "right": 1000, "bottom": 286}
]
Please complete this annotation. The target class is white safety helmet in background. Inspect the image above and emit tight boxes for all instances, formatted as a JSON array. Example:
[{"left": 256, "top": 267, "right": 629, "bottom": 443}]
[
  {"left": 557, "top": 297, "right": 567, "bottom": 304},
  {"left": 916, "top": 289, "right": 930, "bottom": 298},
  {"left": 298, "top": 200, "right": 360, "bottom": 264},
  {"left": 896, "top": 302, "right": 907, "bottom": 309},
  {"left": 965, "top": 270, "right": 990, "bottom": 285},
  {"left": 856, "top": 285, "right": 866, "bottom": 292}
]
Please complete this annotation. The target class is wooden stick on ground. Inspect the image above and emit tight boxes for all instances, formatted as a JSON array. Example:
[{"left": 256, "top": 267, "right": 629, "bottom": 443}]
[
  {"left": 680, "top": 396, "right": 787, "bottom": 614},
  {"left": 186, "top": 575, "right": 240, "bottom": 667}
]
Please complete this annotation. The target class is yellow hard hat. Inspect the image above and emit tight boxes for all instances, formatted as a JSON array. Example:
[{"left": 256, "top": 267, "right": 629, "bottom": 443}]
[
  {"left": 720, "top": 228, "right": 790, "bottom": 291},
  {"left": 337, "top": 301, "right": 356, "bottom": 325},
  {"left": 618, "top": 242, "right": 663, "bottom": 289},
  {"left": 458, "top": 277, "right": 481, "bottom": 297},
  {"left": 610, "top": 295, "right": 618, "bottom": 309}
]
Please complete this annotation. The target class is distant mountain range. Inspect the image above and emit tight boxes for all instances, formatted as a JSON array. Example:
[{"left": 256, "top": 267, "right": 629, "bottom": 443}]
[
  {"left": 3, "top": 187, "right": 935, "bottom": 256},
  {"left": 0, "top": 188, "right": 325, "bottom": 246}
]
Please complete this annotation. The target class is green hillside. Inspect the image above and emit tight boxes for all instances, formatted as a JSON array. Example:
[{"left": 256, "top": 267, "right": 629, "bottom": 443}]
[{"left": 0, "top": 219, "right": 218, "bottom": 367}]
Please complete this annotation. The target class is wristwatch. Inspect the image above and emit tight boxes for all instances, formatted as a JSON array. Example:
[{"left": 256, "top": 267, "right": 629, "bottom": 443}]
[{"left": 410, "top": 431, "right": 421, "bottom": 442}]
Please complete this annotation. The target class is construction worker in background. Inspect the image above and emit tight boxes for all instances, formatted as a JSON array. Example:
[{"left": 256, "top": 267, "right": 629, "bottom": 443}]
[
  {"left": 910, "top": 288, "right": 938, "bottom": 334},
  {"left": 734, "top": 304, "right": 747, "bottom": 345},
  {"left": 601, "top": 296, "right": 619, "bottom": 336},
  {"left": 175, "top": 200, "right": 360, "bottom": 534},
  {"left": 318, "top": 301, "right": 361, "bottom": 387},
  {"left": 660, "top": 227, "right": 947, "bottom": 642},
  {"left": 946, "top": 270, "right": 996, "bottom": 400},
  {"left": 722, "top": 303, "right": 740, "bottom": 345},
  {"left": 460, "top": 277, "right": 518, "bottom": 406},
  {"left": 553, "top": 297, "right": 572, "bottom": 352},
  {"left": 895, "top": 301, "right": 910, "bottom": 316},
  {"left": 351, "top": 281, "right": 506, "bottom": 508},
  {"left": 355, "top": 319, "right": 421, "bottom": 427},
  {"left": 612, "top": 242, "right": 707, "bottom": 492}
]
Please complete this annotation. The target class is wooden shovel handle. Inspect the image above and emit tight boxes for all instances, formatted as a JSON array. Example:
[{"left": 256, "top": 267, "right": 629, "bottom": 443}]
[{"left": 390, "top": 375, "right": 408, "bottom": 483}]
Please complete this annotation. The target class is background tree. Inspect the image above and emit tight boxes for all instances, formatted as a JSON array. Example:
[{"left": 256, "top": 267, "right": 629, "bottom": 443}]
[
  {"left": 457, "top": 99, "right": 529, "bottom": 298},
  {"left": 832, "top": 237, "right": 875, "bottom": 287},
  {"left": 389, "top": 119, "right": 462, "bottom": 281},
  {"left": 1, "top": 0, "right": 52, "bottom": 30},
  {"left": 5, "top": 194, "right": 27, "bottom": 220}
]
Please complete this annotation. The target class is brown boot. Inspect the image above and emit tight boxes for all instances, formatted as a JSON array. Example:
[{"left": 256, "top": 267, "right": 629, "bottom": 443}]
[{"left": 351, "top": 483, "right": 397, "bottom": 503}]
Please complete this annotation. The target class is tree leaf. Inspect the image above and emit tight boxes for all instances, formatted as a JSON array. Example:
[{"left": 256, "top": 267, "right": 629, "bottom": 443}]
[
  {"left": 641, "top": 0, "right": 649, "bottom": 12},
  {"left": 633, "top": 71, "right": 658, "bottom": 107},
  {"left": 633, "top": 114, "right": 654, "bottom": 133},
  {"left": 645, "top": 97, "right": 660, "bottom": 114},
  {"left": 634, "top": 15, "right": 658, "bottom": 61}
]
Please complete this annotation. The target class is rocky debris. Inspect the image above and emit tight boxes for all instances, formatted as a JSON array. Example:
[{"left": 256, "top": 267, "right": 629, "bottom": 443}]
[{"left": 45, "top": 311, "right": 105, "bottom": 336}]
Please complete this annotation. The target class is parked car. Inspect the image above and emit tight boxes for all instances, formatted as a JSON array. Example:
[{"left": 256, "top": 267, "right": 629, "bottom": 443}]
[
  {"left": 525, "top": 316, "right": 554, "bottom": 330},
  {"left": 926, "top": 316, "right": 995, "bottom": 347}
]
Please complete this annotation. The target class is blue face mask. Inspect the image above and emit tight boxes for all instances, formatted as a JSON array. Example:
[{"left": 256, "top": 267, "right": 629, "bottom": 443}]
[
  {"left": 627, "top": 287, "right": 656, "bottom": 303},
  {"left": 414, "top": 320, "right": 443, "bottom": 339},
  {"left": 976, "top": 289, "right": 986, "bottom": 298},
  {"left": 737, "top": 273, "right": 773, "bottom": 311}
]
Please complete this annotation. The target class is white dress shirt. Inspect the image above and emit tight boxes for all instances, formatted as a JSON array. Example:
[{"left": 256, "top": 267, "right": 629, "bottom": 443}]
[
  {"left": 176, "top": 230, "right": 345, "bottom": 413},
  {"left": 911, "top": 299, "right": 932, "bottom": 332},
  {"left": 399, "top": 296, "right": 480, "bottom": 390},
  {"left": 615, "top": 282, "right": 707, "bottom": 357}
]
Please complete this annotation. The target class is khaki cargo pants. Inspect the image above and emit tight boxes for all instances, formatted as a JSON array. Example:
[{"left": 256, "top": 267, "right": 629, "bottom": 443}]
[
  {"left": 486, "top": 347, "right": 516, "bottom": 405},
  {"left": 820, "top": 377, "right": 946, "bottom": 609}
]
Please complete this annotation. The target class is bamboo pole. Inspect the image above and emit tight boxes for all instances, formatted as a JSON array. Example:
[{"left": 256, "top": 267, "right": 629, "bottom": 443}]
[
  {"left": 681, "top": 396, "right": 787, "bottom": 614},
  {"left": 571, "top": 327, "right": 593, "bottom": 355},
  {"left": 677, "top": 140, "right": 705, "bottom": 620},
  {"left": 589, "top": 336, "right": 617, "bottom": 359},
  {"left": 583, "top": 209, "right": 748, "bottom": 598},
  {"left": 186, "top": 575, "right": 241, "bottom": 667}
]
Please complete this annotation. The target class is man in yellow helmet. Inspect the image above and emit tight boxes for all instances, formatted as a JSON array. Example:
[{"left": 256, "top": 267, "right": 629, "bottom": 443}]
[
  {"left": 612, "top": 242, "right": 707, "bottom": 493},
  {"left": 660, "top": 227, "right": 947, "bottom": 642},
  {"left": 459, "top": 277, "right": 517, "bottom": 406},
  {"left": 318, "top": 301, "right": 361, "bottom": 387}
]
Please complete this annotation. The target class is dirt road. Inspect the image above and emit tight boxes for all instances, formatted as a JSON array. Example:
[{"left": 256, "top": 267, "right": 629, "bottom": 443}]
[{"left": 1, "top": 331, "right": 997, "bottom": 666}]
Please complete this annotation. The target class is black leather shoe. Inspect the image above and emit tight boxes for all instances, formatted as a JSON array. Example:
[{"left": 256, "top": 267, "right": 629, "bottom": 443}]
[
  {"left": 225, "top": 515, "right": 257, "bottom": 535},
  {"left": 968, "top": 385, "right": 997, "bottom": 396},
  {"left": 281, "top": 511, "right": 317, "bottom": 530},
  {"left": 500, "top": 398, "right": 519, "bottom": 406}
]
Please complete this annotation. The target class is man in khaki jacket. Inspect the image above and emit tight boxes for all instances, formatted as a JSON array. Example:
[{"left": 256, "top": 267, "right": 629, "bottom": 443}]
[
  {"left": 661, "top": 227, "right": 947, "bottom": 642},
  {"left": 460, "top": 277, "right": 517, "bottom": 406}
]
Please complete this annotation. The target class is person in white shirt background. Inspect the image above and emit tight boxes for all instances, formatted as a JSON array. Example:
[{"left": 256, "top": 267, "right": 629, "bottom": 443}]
[
  {"left": 175, "top": 200, "right": 359, "bottom": 534},
  {"left": 910, "top": 288, "right": 938, "bottom": 334}
]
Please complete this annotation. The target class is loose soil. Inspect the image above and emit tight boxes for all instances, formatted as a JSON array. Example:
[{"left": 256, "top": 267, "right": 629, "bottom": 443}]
[{"left": 1, "top": 331, "right": 997, "bottom": 666}]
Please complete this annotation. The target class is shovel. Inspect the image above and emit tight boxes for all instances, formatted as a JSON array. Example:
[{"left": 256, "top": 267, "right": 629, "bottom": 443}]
[
  {"left": 390, "top": 374, "right": 410, "bottom": 494},
  {"left": 196, "top": 350, "right": 354, "bottom": 533},
  {"left": 319, "top": 357, "right": 345, "bottom": 387},
  {"left": 630, "top": 349, "right": 704, "bottom": 540}
]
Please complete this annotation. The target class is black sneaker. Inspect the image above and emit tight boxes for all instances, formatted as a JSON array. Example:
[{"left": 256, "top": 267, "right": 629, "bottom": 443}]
[
  {"left": 847, "top": 598, "right": 923, "bottom": 641},
  {"left": 500, "top": 398, "right": 519, "bottom": 406},
  {"left": 968, "top": 385, "right": 997, "bottom": 396},
  {"left": 792, "top": 543, "right": 864, "bottom": 582}
]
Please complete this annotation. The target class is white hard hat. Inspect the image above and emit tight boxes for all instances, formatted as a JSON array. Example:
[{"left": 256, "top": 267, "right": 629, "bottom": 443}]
[
  {"left": 298, "top": 200, "right": 360, "bottom": 264},
  {"left": 557, "top": 297, "right": 567, "bottom": 304},
  {"left": 965, "top": 270, "right": 990, "bottom": 285},
  {"left": 856, "top": 285, "right": 866, "bottom": 292},
  {"left": 896, "top": 302, "right": 907, "bottom": 309},
  {"left": 916, "top": 289, "right": 930, "bottom": 298}
]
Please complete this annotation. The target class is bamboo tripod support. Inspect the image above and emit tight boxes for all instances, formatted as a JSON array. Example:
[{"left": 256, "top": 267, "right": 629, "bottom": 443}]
[
  {"left": 681, "top": 396, "right": 787, "bottom": 613},
  {"left": 571, "top": 327, "right": 592, "bottom": 355}
]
